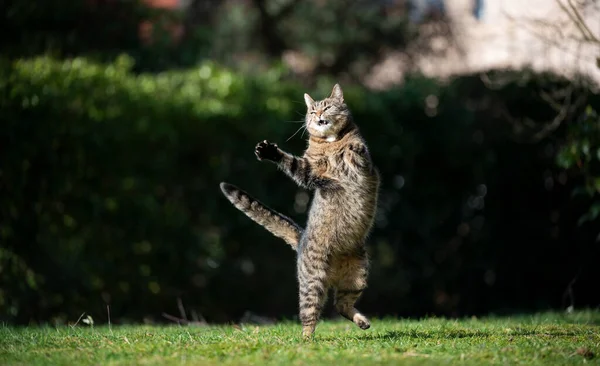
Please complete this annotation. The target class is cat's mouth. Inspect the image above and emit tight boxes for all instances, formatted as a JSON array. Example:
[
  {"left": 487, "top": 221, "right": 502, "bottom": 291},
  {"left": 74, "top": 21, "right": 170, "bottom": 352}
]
[{"left": 310, "top": 119, "right": 333, "bottom": 135}]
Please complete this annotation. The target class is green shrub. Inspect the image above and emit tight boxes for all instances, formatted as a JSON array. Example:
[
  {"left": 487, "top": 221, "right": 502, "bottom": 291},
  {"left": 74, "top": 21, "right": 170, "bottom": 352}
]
[{"left": 1, "top": 56, "right": 598, "bottom": 324}]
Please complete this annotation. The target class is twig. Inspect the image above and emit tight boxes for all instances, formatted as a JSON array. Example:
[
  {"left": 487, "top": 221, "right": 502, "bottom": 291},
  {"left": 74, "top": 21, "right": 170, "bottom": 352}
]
[
  {"left": 71, "top": 312, "right": 85, "bottom": 329},
  {"left": 501, "top": 83, "right": 587, "bottom": 143},
  {"left": 163, "top": 298, "right": 208, "bottom": 326},
  {"left": 177, "top": 298, "right": 188, "bottom": 322},
  {"left": 480, "top": 72, "right": 521, "bottom": 90},
  {"left": 529, "top": 87, "right": 573, "bottom": 141},
  {"left": 162, "top": 312, "right": 187, "bottom": 325},
  {"left": 191, "top": 310, "right": 199, "bottom": 322},
  {"left": 502, "top": 1, "right": 600, "bottom": 65},
  {"left": 161, "top": 312, "right": 208, "bottom": 326},
  {"left": 191, "top": 309, "right": 208, "bottom": 324},
  {"left": 562, "top": 269, "right": 581, "bottom": 311},
  {"left": 565, "top": 0, "right": 599, "bottom": 43},
  {"left": 107, "top": 305, "right": 113, "bottom": 335}
]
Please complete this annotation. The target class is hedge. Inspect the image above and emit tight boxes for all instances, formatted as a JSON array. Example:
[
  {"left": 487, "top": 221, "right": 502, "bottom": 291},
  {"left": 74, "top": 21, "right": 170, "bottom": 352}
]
[{"left": 1, "top": 56, "right": 598, "bottom": 324}]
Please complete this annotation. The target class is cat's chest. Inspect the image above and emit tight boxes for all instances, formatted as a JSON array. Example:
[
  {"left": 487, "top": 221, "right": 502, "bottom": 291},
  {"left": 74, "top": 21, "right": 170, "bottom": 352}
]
[{"left": 311, "top": 152, "right": 346, "bottom": 175}]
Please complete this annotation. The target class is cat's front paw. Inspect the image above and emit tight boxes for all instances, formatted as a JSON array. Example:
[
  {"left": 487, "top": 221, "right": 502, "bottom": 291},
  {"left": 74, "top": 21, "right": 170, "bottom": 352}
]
[{"left": 255, "top": 140, "right": 282, "bottom": 162}]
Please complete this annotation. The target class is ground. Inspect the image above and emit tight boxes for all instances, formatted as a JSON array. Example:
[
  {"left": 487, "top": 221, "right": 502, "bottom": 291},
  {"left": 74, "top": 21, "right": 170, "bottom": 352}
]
[{"left": 1, "top": 311, "right": 599, "bottom": 365}]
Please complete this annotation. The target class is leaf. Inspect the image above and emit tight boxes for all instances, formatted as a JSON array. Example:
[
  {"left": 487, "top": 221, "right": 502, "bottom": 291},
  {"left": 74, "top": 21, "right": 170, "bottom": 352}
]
[
  {"left": 589, "top": 203, "right": 600, "bottom": 220},
  {"left": 578, "top": 203, "right": 600, "bottom": 226},
  {"left": 556, "top": 148, "right": 575, "bottom": 169},
  {"left": 582, "top": 141, "right": 590, "bottom": 156},
  {"left": 571, "top": 186, "right": 591, "bottom": 197},
  {"left": 577, "top": 212, "right": 592, "bottom": 226},
  {"left": 585, "top": 105, "right": 594, "bottom": 117}
]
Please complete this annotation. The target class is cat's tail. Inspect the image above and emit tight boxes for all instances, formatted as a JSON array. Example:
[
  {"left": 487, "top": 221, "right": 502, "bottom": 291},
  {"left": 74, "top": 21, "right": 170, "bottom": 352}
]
[{"left": 220, "top": 182, "right": 302, "bottom": 250}]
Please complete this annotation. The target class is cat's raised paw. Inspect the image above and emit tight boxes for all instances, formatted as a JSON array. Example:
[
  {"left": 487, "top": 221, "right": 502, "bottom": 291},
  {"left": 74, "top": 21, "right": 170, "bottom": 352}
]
[{"left": 255, "top": 140, "right": 282, "bottom": 161}]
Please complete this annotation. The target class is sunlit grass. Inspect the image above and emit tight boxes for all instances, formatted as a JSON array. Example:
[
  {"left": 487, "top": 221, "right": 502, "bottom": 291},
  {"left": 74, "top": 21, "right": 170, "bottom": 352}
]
[{"left": 1, "top": 311, "right": 599, "bottom": 365}]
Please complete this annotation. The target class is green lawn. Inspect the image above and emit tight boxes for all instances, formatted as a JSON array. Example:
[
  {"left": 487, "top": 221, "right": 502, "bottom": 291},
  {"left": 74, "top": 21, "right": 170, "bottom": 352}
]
[{"left": 1, "top": 311, "right": 599, "bottom": 365}]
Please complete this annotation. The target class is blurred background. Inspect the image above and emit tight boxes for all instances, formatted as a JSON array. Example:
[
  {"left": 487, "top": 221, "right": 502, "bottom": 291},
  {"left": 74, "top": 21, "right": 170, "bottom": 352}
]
[{"left": 1, "top": 0, "right": 599, "bottom": 326}]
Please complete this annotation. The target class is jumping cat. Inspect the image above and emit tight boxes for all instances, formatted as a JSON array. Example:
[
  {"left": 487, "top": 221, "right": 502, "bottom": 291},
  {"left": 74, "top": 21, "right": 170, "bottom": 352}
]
[{"left": 220, "top": 84, "right": 380, "bottom": 339}]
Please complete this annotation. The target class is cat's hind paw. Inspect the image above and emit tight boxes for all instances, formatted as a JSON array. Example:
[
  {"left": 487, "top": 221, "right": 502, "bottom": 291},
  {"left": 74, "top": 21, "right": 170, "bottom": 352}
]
[{"left": 353, "top": 313, "right": 370, "bottom": 330}]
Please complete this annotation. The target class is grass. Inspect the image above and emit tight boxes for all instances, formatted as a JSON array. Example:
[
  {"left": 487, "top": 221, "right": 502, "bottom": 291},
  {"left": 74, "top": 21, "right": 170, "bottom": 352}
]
[{"left": 1, "top": 311, "right": 599, "bottom": 365}]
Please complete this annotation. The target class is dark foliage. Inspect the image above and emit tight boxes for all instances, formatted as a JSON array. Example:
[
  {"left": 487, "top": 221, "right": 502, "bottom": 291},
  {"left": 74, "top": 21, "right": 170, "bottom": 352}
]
[{"left": 1, "top": 57, "right": 598, "bottom": 325}]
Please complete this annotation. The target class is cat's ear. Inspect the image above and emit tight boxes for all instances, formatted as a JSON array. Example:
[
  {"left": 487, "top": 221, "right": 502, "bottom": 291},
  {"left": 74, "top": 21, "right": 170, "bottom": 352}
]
[
  {"left": 330, "top": 83, "right": 344, "bottom": 102},
  {"left": 304, "top": 93, "right": 315, "bottom": 108}
]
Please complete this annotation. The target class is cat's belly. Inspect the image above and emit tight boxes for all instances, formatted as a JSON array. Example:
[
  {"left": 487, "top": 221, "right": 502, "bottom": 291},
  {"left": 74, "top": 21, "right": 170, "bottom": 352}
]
[{"left": 305, "top": 189, "right": 377, "bottom": 249}]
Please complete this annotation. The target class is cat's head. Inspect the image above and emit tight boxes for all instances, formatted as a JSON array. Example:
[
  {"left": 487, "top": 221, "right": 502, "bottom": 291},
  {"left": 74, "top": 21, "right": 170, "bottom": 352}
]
[{"left": 304, "top": 84, "right": 351, "bottom": 141}]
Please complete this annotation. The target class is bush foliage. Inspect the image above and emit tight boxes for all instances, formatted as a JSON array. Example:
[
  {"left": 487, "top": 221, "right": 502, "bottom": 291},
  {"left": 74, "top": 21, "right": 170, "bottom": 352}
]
[{"left": 1, "top": 56, "right": 599, "bottom": 324}]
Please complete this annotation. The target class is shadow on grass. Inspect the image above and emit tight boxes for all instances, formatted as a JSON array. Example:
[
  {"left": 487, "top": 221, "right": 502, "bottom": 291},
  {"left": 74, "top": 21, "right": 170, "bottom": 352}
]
[
  {"left": 355, "top": 329, "right": 491, "bottom": 342},
  {"left": 322, "top": 328, "right": 589, "bottom": 342},
  {"left": 558, "top": 318, "right": 600, "bottom": 327}
]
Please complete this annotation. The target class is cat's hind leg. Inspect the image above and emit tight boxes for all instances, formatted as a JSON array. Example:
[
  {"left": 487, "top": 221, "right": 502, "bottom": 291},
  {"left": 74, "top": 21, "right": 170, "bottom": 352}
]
[
  {"left": 297, "top": 242, "right": 329, "bottom": 339},
  {"left": 332, "top": 254, "right": 370, "bottom": 330}
]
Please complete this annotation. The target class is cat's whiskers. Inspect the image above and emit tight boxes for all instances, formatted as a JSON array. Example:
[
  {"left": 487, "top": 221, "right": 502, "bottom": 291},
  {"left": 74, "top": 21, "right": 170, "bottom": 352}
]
[
  {"left": 300, "top": 126, "right": 307, "bottom": 139},
  {"left": 286, "top": 124, "right": 307, "bottom": 142}
]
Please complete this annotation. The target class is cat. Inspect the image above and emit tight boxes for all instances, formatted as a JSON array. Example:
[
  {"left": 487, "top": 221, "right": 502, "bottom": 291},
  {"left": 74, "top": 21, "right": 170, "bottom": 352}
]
[{"left": 220, "top": 84, "right": 380, "bottom": 339}]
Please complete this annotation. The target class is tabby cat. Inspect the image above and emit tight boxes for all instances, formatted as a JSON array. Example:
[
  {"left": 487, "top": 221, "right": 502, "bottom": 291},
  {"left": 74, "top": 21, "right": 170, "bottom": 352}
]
[{"left": 220, "top": 84, "right": 380, "bottom": 339}]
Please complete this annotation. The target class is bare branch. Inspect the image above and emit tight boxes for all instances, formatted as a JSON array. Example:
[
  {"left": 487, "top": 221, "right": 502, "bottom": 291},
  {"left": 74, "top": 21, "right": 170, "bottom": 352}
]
[
  {"left": 565, "top": 0, "right": 599, "bottom": 43},
  {"left": 540, "top": 87, "right": 573, "bottom": 112},
  {"left": 70, "top": 312, "right": 86, "bottom": 329},
  {"left": 501, "top": 84, "right": 587, "bottom": 143},
  {"left": 530, "top": 100, "right": 571, "bottom": 142},
  {"left": 502, "top": 1, "right": 600, "bottom": 65},
  {"left": 162, "top": 312, "right": 186, "bottom": 325},
  {"left": 555, "top": 0, "right": 588, "bottom": 40},
  {"left": 162, "top": 298, "right": 207, "bottom": 326},
  {"left": 177, "top": 297, "right": 188, "bottom": 322}
]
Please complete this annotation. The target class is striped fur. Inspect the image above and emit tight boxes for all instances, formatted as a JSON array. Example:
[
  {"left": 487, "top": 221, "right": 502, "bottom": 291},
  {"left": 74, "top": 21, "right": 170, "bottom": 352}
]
[
  {"left": 219, "top": 182, "right": 302, "bottom": 249},
  {"left": 220, "top": 84, "right": 380, "bottom": 339}
]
